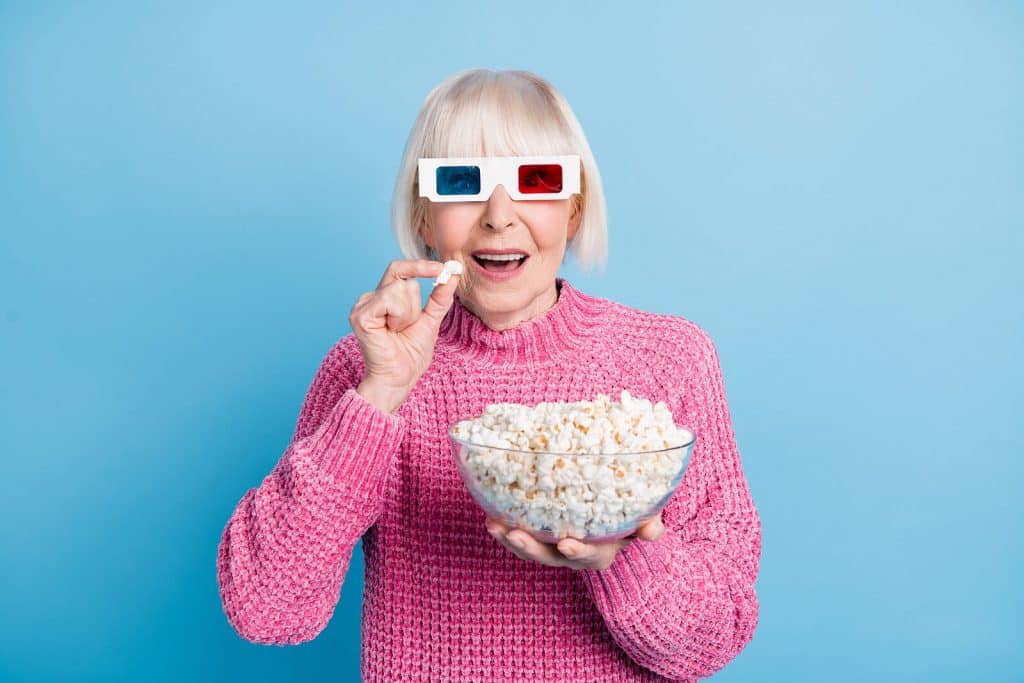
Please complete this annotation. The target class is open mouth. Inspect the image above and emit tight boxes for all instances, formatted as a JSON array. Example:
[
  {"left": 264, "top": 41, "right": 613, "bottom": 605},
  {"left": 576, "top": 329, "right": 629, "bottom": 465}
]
[{"left": 472, "top": 255, "right": 529, "bottom": 272}]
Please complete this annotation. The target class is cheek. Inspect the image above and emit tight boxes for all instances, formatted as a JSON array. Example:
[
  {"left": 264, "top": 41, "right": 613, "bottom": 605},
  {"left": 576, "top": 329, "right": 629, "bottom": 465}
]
[
  {"left": 431, "top": 209, "right": 477, "bottom": 245},
  {"left": 528, "top": 208, "right": 573, "bottom": 244}
]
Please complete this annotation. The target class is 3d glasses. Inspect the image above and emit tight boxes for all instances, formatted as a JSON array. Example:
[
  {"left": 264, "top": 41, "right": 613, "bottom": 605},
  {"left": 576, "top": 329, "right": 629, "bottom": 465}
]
[{"left": 417, "top": 155, "right": 581, "bottom": 202}]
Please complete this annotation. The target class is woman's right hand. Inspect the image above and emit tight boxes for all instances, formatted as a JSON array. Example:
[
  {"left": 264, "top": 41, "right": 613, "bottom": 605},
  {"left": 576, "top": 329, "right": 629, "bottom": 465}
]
[{"left": 349, "top": 259, "right": 461, "bottom": 414}]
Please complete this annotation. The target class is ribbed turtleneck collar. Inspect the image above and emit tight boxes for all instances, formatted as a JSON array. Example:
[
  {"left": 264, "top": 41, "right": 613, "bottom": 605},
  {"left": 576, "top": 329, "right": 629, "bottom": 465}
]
[{"left": 436, "top": 278, "right": 607, "bottom": 366}]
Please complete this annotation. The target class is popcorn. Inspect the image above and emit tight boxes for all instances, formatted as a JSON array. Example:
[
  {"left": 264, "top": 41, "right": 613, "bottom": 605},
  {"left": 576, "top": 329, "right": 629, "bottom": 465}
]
[
  {"left": 434, "top": 259, "right": 464, "bottom": 286},
  {"left": 451, "top": 390, "right": 696, "bottom": 540}
]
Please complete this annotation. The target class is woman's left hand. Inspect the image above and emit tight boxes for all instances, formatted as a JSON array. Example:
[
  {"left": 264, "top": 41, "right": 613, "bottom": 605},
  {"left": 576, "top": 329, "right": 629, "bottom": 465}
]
[{"left": 485, "top": 514, "right": 665, "bottom": 571}]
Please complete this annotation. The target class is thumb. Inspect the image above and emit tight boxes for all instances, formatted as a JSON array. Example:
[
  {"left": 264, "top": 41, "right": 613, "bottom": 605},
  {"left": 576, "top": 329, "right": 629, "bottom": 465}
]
[{"left": 421, "top": 274, "right": 461, "bottom": 327}]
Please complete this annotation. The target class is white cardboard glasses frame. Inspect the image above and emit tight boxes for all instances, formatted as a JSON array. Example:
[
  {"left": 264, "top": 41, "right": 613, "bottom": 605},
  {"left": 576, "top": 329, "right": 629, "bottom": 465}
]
[{"left": 417, "top": 155, "right": 581, "bottom": 202}]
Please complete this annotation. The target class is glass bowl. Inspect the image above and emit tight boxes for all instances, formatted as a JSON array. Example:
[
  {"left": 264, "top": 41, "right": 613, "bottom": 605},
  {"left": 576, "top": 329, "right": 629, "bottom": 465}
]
[{"left": 448, "top": 424, "right": 697, "bottom": 544}]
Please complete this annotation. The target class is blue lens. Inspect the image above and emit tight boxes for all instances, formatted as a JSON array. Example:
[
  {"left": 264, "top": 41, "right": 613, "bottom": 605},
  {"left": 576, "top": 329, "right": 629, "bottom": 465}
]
[{"left": 436, "top": 165, "right": 481, "bottom": 196}]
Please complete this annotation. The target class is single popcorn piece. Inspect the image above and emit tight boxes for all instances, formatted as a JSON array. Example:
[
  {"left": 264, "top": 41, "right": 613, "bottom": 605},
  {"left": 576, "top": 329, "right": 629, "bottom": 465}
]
[
  {"left": 434, "top": 259, "right": 464, "bottom": 286},
  {"left": 451, "top": 390, "right": 696, "bottom": 540}
]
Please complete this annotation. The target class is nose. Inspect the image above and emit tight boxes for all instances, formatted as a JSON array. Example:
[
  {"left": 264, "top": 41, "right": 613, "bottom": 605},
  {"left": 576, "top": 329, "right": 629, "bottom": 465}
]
[{"left": 481, "top": 184, "right": 515, "bottom": 231}]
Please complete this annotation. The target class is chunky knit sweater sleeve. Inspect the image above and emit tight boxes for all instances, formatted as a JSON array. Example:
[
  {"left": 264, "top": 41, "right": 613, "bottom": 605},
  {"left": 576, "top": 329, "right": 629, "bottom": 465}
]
[
  {"left": 216, "top": 336, "right": 405, "bottom": 644},
  {"left": 576, "top": 320, "right": 762, "bottom": 680}
]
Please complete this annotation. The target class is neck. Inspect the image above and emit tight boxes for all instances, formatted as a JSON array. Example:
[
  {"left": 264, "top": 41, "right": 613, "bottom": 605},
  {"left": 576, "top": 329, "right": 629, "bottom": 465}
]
[
  {"left": 438, "top": 278, "right": 607, "bottom": 366},
  {"left": 461, "top": 281, "right": 561, "bottom": 332}
]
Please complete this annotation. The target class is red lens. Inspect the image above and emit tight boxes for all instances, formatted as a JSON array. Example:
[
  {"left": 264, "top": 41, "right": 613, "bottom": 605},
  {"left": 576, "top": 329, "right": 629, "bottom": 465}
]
[{"left": 517, "top": 164, "right": 563, "bottom": 194}]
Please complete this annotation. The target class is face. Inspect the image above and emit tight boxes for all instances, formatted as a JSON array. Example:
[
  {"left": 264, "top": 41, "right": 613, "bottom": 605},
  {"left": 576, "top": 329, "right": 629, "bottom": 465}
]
[{"left": 420, "top": 183, "right": 582, "bottom": 331}]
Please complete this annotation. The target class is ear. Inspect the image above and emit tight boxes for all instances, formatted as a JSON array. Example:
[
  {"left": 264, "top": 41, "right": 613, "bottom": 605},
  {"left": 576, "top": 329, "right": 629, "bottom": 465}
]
[
  {"left": 418, "top": 201, "right": 434, "bottom": 249},
  {"left": 567, "top": 194, "right": 583, "bottom": 240}
]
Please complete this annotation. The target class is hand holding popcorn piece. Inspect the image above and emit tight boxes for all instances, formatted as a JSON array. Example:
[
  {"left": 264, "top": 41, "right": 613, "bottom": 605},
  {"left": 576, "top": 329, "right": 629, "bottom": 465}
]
[{"left": 350, "top": 259, "right": 463, "bottom": 414}]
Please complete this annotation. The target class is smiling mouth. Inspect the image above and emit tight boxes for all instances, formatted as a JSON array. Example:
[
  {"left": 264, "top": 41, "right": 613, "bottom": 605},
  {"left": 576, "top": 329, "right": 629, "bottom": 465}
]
[{"left": 472, "top": 255, "right": 529, "bottom": 272}]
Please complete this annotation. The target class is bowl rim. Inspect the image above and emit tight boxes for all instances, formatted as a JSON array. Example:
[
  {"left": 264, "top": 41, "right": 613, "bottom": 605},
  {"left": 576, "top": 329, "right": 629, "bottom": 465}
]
[{"left": 446, "top": 423, "right": 697, "bottom": 456}]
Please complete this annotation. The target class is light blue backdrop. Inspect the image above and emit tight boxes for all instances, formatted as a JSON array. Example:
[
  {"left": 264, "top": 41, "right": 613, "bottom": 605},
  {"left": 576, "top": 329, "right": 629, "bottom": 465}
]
[{"left": 1, "top": 2, "right": 1020, "bottom": 682}]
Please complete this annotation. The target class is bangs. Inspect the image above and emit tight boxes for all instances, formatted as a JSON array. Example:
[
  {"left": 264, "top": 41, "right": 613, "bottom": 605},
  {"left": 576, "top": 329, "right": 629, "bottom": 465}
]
[{"left": 423, "top": 73, "right": 573, "bottom": 159}]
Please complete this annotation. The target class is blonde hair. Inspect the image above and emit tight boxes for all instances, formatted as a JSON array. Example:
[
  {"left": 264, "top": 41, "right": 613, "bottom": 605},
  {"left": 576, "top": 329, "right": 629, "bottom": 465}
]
[{"left": 390, "top": 69, "right": 608, "bottom": 273}]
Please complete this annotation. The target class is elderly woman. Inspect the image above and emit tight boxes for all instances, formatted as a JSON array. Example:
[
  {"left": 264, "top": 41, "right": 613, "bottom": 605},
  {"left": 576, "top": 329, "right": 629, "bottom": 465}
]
[{"left": 217, "top": 68, "right": 762, "bottom": 683}]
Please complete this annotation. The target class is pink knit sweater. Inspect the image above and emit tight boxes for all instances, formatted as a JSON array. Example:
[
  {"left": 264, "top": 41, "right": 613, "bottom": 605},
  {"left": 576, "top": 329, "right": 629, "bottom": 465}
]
[{"left": 217, "top": 277, "right": 761, "bottom": 682}]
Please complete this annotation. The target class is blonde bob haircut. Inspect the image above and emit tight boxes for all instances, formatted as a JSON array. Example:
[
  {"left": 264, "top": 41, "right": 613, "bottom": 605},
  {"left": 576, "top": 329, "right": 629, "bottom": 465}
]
[{"left": 390, "top": 68, "right": 608, "bottom": 273}]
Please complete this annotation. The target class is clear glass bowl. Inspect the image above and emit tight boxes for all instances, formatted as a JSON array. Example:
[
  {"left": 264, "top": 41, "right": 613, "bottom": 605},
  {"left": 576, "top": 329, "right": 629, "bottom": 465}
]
[{"left": 448, "top": 425, "right": 697, "bottom": 544}]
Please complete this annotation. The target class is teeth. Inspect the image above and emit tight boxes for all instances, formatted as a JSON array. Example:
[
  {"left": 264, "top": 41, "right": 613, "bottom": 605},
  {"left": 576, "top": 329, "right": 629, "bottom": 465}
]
[{"left": 476, "top": 253, "right": 526, "bottom": 261}]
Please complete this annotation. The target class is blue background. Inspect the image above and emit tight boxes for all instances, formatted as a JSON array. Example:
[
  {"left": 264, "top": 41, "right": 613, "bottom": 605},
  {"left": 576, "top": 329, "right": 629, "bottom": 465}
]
[{"left": 2, "top": 2, "right": 1021, "bottom": 681}]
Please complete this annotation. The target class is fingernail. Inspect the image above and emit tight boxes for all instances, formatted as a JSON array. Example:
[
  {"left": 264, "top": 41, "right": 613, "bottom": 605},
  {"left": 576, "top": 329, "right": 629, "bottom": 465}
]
[{"left": 509, "top": 535, "right": 526, "bottom": 549}]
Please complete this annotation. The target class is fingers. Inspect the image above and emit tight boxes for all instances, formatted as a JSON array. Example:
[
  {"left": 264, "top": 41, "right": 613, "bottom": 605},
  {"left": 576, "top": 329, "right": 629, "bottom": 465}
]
[
  {"left": 362, "top": 279, "right": 420, "bottom": 332},
  {"left": 364, "top": 259, "right": 461, "bottom": 332},
  {"left": 558, "top": 536, "right": 632, "bottom": 571},
  {"left": 556, "top": 537, "right": 596, "bottom": 562},
  {"left": 401, "top": 278, "right": 421, "bottom": 330},
  {"left": 484, "top": 518, "right": 625, "bottom": 570},
  {"left": 377, "top": 259, "right": 445, "bottom": 289},
  {"left": 488, "top": 521, "right": 567, "bottom": 568},
  {"left": 636, "top": 513, "right": 666, "bottom": 541}
]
